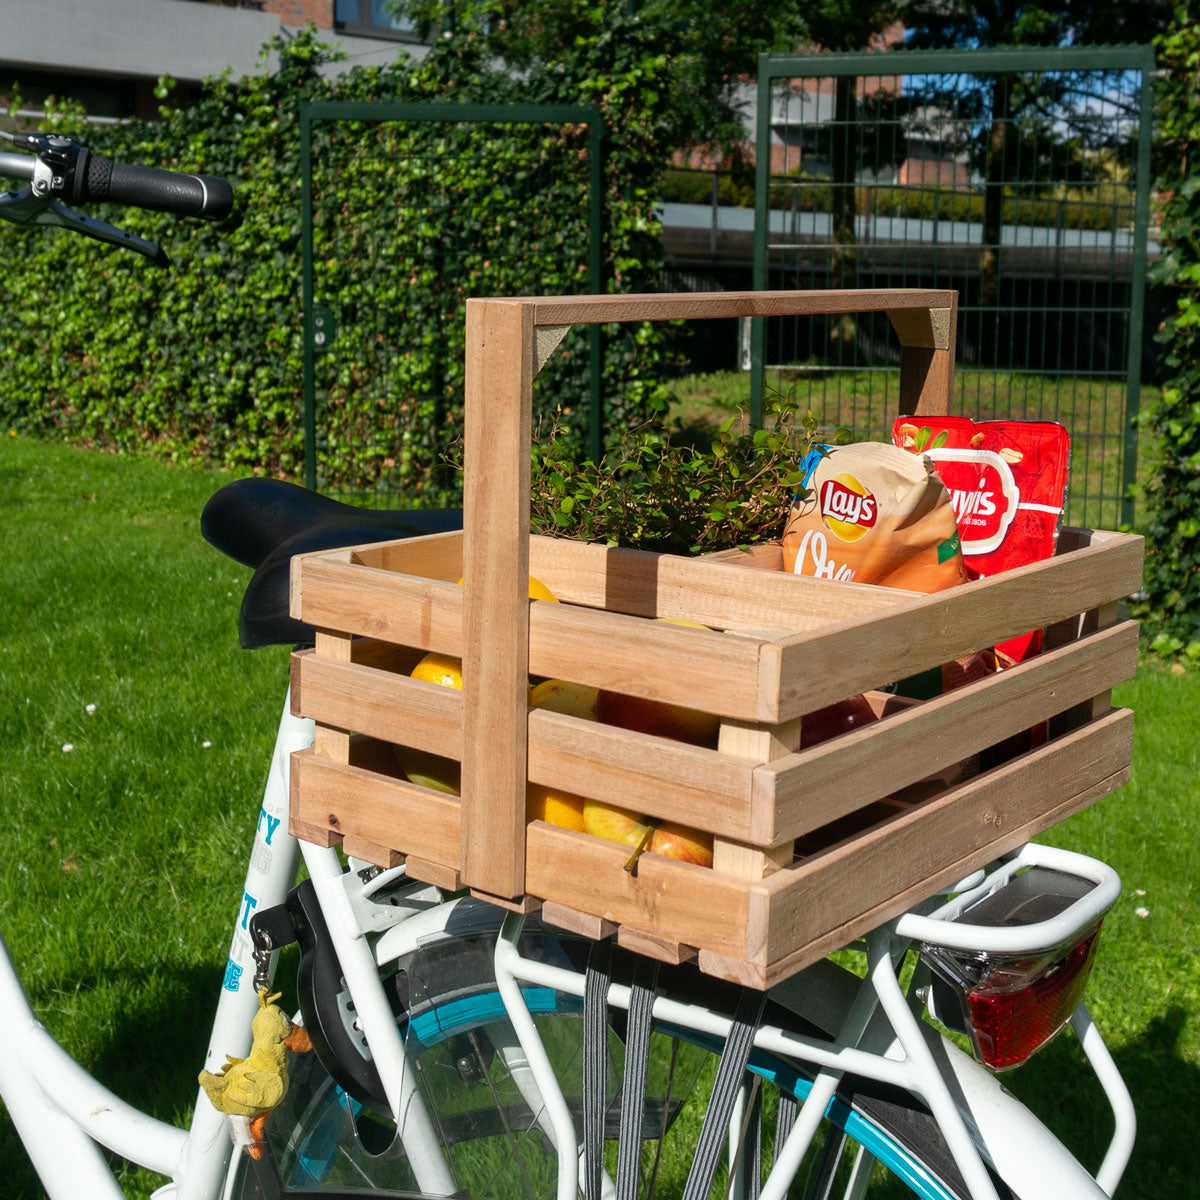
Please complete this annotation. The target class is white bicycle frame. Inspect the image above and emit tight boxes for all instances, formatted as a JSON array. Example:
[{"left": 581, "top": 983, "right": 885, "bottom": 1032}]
[{"left": 0, "top": 691, "right": 1136, "bottom": 1200}]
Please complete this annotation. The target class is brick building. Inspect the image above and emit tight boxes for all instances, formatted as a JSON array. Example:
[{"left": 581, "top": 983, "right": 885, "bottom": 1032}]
[{"left": 1, "top": 0, "right": 428, "bottom": 122}]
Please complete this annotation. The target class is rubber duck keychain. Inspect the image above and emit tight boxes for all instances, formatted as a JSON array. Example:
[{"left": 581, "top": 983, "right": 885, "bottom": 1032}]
[{"left": 198, "top": 924, "right": 313, "bottom": 1159}]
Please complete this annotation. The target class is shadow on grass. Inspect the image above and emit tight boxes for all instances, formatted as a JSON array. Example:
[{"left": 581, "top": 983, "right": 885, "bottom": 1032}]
[
  {"left": 0, "top": 946, "right": 303, "bottom": 1199},
  {"left": 1004, "top": 1006, "right": 1197, "bottom": 1200}
]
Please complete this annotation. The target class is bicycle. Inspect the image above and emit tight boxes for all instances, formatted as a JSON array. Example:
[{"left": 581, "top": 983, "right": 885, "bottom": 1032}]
[{"left": 0, "top": 131, "right": 1139, "bottom": 1200}]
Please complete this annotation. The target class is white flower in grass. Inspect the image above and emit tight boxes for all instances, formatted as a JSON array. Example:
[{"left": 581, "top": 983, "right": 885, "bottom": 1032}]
[
  {"left": 202, "top": 740, "right": 212, "bottom": 749},
  {"left": 1135, "top": 888, "right": 1146, "bottom": 896},
  {"left": 1134, "top": 907, "right": 1149, "bottom": 918},
  {"left": 85, "top": 703, "right": 96, "bottom": 715},
  {"left": 62, "top": 743, "right": 74, "bottom": 753}
]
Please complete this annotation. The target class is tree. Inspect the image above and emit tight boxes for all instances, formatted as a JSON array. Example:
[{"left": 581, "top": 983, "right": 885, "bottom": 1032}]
[{"left": 899, "top": 0, "right": 1173, "bottom": 362}]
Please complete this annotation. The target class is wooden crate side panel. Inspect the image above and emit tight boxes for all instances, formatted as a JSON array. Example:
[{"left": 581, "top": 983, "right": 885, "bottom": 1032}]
[
  {"left": 757, "top": 620, "right": 1139, "bottom": 843},
  {"left": 292, "top": 652, "right": 762, "bottom": 842},
  {"left": 755, "top": 708, "right": 1133, "bottom": 984},
  {"left": 524, "top": 822, "right": 754, "bottom": 959},
  {"left": 766, "top": 532, "right": 1144, "bottom": 721},
  {"left": 528, "top": 536, "right": 912, "bottom": 631},
  {"left": 291, "top": 747, "right": 461, "bottom": 867}
]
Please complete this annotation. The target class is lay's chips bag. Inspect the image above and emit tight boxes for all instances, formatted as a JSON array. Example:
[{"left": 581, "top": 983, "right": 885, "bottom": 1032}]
[{"left": 781, "top": 441, "right": 967, "bottom": 593}]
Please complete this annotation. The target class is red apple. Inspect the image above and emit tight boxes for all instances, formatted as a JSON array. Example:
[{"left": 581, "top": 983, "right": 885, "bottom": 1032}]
[
  {"left": 801, "top": 694, "right": 879, "bottom": 747},
  {"left": 595, "top": 617, "right": 721, "bottom": 747},
  {"left": 596, "top": 690, "right": 721, "bottom": 747}
]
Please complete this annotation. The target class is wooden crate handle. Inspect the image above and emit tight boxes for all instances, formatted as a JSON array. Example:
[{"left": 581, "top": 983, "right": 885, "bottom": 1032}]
[{"left": 460, "top": 288, "right": 958, "bottom": 898}]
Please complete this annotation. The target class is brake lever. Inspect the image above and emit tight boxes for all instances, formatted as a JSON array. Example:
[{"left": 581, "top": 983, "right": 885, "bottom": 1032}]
[{"left": 0, "top": 181, "right": 168, "bottom": 266}]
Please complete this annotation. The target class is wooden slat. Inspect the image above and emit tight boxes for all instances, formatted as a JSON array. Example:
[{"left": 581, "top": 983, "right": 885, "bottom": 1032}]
[
  {"left": 291, "top": 748, "right": 461, "bottom": 868},
  {"left": 292, "top": 653, "right": 463, "bottom": 759},
  {"left": 764, "top": 531, "right": 1143, "bottom": 722},
  {"left": 540, "top": 900, "right": 617, "bottom": 940},
  {"left": 353, "top": 529, "right": 463, "bottom": 580},
  {"left": 757, "top": 620, "right": 1140, "bottom": 843},
  {"left": 341, "top": 836, "right": 404, "bottom": 868},
  {"left": 406, "top": 859, "right": 463, "bottom": 892},
  {"left": 617, "top": 926, "right": 698, "bottom": 965},
  {"left": 528, "top": 536, "right": 913, "bottom": 629},
  {"left": 753, "top": 708, "right": 1133, "bottom": 986},
  {"left": 520, "top": 289, "right": 958, "bottom": 328},
  {"left": 703, "top": 543, "right": 784, "bottom": 571},
  {"left": 461, "top": 298, "right": 536, "bottom": 898},
  {"left": 524, "top": 824, "right": 753, "bottom": 959},
  {"left": 293, "top": 556, "right": 464, "bottom": 656},
  {"left": 529, "top": 602, "right": 767, "bottom": 720}
]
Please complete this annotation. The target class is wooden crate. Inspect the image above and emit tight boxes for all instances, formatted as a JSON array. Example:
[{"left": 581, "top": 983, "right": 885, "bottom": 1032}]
[{"left": 287, "top": 289, "right": 1142, "bottom": 989}]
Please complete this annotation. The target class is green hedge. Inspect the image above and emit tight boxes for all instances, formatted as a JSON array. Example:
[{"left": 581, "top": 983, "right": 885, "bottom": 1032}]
[
  {"left": 1135, "top": 5, "right": 1200, "bottom": 663},
  {"left": 0, "top": 28, "right": 676, "bottom": 501}
]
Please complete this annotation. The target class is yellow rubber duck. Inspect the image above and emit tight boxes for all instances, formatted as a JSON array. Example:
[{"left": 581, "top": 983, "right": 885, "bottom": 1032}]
[{"left": 198, "top": 989, "right": 312, "bottom": 1158}]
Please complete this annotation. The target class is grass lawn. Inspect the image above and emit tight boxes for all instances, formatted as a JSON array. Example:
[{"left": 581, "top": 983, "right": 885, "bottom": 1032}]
[{"left": 1, "top": 432, "right": 1195, "bottom": 1199}]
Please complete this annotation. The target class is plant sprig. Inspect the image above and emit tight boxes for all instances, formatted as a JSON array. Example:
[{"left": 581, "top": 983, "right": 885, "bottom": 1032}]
[{"left": 530, "top": 391, "right": 837, "bottom": 555}]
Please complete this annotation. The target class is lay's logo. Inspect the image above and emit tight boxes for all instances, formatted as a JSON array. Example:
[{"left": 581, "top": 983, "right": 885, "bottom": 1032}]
[{"left": 819, "top": 474, "right": 877, "bottom": 542}]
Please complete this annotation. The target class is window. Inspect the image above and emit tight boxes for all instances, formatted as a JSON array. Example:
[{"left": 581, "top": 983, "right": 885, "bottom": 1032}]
[{"left": 334, "top": 0, "right": 421, "bottom": 40}]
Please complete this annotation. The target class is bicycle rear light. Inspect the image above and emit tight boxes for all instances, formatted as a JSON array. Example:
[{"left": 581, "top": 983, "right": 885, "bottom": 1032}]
[{"left": 918, "top": 866, "right": 1107, "bottom": 1071}]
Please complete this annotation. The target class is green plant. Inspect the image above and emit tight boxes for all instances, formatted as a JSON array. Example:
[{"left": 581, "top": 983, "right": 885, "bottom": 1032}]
[
  {"left": 529, "top": 392, "right": 832, "bottom": 555},
  {"left": 1135, "top": 3, "right": 1200, "bottom": 665}
]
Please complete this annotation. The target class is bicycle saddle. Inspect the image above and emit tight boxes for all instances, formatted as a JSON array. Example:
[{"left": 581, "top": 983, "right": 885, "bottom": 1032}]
[{"left": 201, "top": 477, "right": 462, "bottom": 648}]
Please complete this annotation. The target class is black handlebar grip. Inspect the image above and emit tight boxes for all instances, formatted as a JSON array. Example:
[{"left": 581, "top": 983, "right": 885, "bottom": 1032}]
[{"left": 77, "top": 151, "right": 233, "bottom": 220}]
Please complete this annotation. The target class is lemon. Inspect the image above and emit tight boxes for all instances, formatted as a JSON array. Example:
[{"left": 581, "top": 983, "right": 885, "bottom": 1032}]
[{"left": 410, "top": 652, "right": 463, "bottom": 690}]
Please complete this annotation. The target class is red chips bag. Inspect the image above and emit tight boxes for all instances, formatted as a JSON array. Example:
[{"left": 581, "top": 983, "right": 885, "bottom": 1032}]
[
  {"left": 892, "top": 417, "right": 1071, "bottom": 666},
  {"left": 891, "top": 417, "right": 1070, "bottom": 580}
]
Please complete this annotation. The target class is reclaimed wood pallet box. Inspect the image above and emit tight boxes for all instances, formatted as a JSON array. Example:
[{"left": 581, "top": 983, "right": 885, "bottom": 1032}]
[{"left": 287, "top": 289, "right": 1143, "bottom": 990}]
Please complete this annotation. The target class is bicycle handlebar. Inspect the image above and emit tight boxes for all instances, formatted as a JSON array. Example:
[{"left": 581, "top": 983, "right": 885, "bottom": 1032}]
[{"left": 75, "top": 151, "right": 233, "bottom": 221}]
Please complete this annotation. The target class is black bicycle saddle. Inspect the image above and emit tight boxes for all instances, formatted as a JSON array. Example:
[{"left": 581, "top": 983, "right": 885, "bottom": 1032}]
[{"left": 201, "top": 477, "right": 462, "bottom": 649}]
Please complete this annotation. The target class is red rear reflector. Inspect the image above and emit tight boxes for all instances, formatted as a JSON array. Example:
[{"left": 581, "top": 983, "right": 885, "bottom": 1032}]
[
  {"left": 922, "top": 924, "right": 1102, "bottom": 1071},
  {"left": 964, "top": 930, "right": 1100, "bottom": 1070}
]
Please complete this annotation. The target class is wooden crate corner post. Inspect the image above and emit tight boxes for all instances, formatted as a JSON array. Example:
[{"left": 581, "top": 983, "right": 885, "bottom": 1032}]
[{"left": 461, "top": 298, "right": 538, "bottom": 901}]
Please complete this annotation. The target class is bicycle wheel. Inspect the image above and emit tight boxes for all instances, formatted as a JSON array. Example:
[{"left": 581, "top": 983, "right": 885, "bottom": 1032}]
[{"left": 231, "top": 924, "right": 1011, "bottom": 1200}]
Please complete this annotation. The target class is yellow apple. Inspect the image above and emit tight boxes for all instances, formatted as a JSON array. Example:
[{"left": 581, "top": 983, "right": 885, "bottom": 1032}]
[
  {"left": 529, "top": 677, "right": 599, "bottom": 720},
  {"left": 397, "top": 747, "right": 461, "bottom": 795}
]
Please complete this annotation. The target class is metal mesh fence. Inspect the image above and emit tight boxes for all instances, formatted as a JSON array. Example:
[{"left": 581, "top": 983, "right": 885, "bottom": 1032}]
[
  {"left": 751, "top": 46, "right": 1155, "bottom": 530},
  {"left": 301, "top": 102, "right": 602, "bottom": 505}
]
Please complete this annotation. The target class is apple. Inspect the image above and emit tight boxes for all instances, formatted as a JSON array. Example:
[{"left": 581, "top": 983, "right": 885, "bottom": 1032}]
[
  {"left": 397, "top": 747, "right": 461, "bottom": 795},
  {"left": 595, "top": 617, "right": 720, "bottom": 747},
  {"left": 596, "top": 690, "right": 720, "bottom": 747},
  {"left": 582, "top": 799, "right": 713, "bottom": 868},
  {"left": 801, "top": 694, "right": 879, "bottom": 747},
  {"left": 529, "top": 678, "right": 599, "bottom": 721}
]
